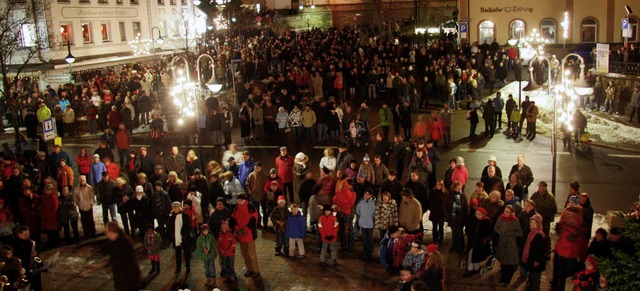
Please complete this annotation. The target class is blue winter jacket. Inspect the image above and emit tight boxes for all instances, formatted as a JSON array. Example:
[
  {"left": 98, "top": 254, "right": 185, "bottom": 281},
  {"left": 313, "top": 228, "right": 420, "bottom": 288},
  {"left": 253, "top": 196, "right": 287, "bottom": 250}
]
[
  {"left": 493, "top": 96, "right": 505, "bottom": 112},
  {"left": 286, "top": 211, "right": 306, "bottom": 239},
  {"left": 238, "top": 158, "right": 255, "bottom": 187},
  {"left": 89, "top": 162, "right": 107, "bottom": 186},
  {"left": 356, "top": 197, "right": 376, "bottom": 229}
]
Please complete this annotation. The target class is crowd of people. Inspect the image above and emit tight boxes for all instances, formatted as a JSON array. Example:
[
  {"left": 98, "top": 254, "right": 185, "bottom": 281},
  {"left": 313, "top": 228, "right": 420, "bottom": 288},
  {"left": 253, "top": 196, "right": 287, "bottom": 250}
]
[{"left": 0, "top": 23, "right": 639, "bottom": 291}]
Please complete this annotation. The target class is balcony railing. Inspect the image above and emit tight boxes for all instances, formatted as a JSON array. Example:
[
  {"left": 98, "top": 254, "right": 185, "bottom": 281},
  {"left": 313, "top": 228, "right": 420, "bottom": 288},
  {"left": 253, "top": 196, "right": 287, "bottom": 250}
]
[{"left": 610, "top": 62, "right": 640, "bottom": 75}]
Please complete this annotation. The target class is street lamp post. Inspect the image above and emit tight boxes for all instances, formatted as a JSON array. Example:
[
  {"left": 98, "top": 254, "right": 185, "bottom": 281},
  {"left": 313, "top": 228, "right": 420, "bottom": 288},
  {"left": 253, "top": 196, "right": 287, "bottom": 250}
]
[
  {"left": 561, "top": 9, "right": 569, "bottom": 49},
  {"left": 196, "top": 54, "right": 223, "bottom": 93},
  {"left": 151, "top": 26, "right": 164, "bottom": 61},
  {"left": 65, "top": 40, "right": 75, "bottom": 84}
]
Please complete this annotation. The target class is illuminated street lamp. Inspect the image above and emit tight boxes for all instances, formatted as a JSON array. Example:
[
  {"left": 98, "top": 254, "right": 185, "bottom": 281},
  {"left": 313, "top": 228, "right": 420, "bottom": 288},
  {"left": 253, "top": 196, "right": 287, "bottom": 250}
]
[
  {"left": 65, "top": 40, "right": 75, "bottom": 84},
  {"left": 196, "top": 54, "right": 223, "bottom": 93},
  {"left": 151, "top": 26, "right": 163, "bottom": 60},
  {"left": 193, "top": 0, "right": 201, "bottom": 5},
  {"left": 561, "top": 9, "right": 569, "bottom": 48}
]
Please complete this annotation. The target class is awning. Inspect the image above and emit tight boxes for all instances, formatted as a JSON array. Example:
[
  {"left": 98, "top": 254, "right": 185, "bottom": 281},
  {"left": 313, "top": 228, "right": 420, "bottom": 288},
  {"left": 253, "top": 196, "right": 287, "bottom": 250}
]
[{"left": 51, "top": 50, "right": 180, "bottom": 72}]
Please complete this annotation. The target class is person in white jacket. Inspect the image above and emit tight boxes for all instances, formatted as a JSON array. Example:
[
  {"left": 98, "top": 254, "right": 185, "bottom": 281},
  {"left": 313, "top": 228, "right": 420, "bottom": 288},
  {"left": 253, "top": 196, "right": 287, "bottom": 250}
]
[
  {"left": 186, "top": 185, "right": 203, "bottom": 224},
  {"left": 319, "top": 147, "right": 337, "bottom": 173}
]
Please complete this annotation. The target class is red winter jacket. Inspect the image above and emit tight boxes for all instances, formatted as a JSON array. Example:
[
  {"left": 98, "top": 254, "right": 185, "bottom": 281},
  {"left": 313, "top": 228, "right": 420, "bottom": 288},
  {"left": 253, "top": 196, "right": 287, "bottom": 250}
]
[
  {"left": 232, "top": 202, "right": 258, "bottom": 243},
  {"left": 392, "top": 233, "right": 422, "bottom": 268},
  {"left": 217, "top": 231, "right": 236, "bottom": 257},
  {"left": 75, "top": 154, "right": 91, "bottom": 175},
  {"left": 318, "top": 214, "right": 339, "bottom": 242},
  {"left": 263, "top": 176, "right": 285, "bottom": 195},
  {"left": 275, "top": 155, "right": 294, "bottom": 183},
  {"left": 555, "top": 206, "right": 585, "bottom": 259},
  {"left": 41, "top": 191, "right": 60, "bottom": 231},
  {"left": 106, "top": 162, "right": 120, "bottom": 180},
  {"left": 333, "top": 188, "right": 356, "bottom": 215},
  {"left": 319, "top": 175, "right": 336, "bottom": 197}
]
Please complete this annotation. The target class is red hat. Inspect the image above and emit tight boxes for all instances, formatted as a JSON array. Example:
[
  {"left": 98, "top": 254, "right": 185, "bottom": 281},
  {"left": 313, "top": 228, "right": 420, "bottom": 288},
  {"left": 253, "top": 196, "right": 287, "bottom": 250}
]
[
  {"left": 470, "top": 197, "right": 479, "bottom": 208},
  {"left": 580, "top": 193, "right": 590, "bottom": 199},
  {"left": 476, "top": 207, "right": 488, "bottom": 215},
  {"left": 277, "top": 196, "right": 286, "bottom": 203},
  {"left": 426, "top": 243, "right": 438, "bottom": 253},
  {"left": 585, "top": 255, "right": 598, "bottom": 268}
]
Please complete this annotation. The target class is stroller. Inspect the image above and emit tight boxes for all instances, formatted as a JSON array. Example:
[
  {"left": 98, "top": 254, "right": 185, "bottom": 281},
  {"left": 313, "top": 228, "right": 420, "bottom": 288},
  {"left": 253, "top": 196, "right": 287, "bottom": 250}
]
[
  {"left": 460, "top": 241, "right": 497, "bottom": 276},
  {"left": 344, "top": 120, "right": 370, "bottom": 148}
]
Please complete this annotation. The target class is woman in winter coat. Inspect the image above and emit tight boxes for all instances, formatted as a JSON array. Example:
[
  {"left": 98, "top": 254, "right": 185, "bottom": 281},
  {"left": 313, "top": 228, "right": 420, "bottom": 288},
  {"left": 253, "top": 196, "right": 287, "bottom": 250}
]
[
  {"left": 75, "top": 148, "right": 92, "bottom": 177},
  {"left": 552, "top": 203, "right": 585, "bottom": 291},
  {"left": 505, "top": 172, "right": 525, "bottom": 200},
  {"left": 429, "top": 180, "right": 447, "bottom": 244},
  {"left": 463, "top": 207, "right": 492, "bottom": 278},
  {"left": 522, "top": 213, "right": 546, "bottom": 291},
  {"left": 494, "top": 205, "right": 523, "bottom": 286},
  {"left": 374, "top": 192, "right": 398, "bottom": 232},
  {"left": 289, "top": 105, "right": 303, "bottom": 141},
  {"left": 446, "top": 181, "right": 468, "bottom": 253},
  {"left": 275, "top": 107, "right": 289, "bottom": 136},
  {"left": 239, "top": 102, "right": 252, "bottom": 143},
  {"left": 105, "top": 221, "right": 141, "bottom": 291},
  {"left": 399, "top": 101, "right": 413, "bottom": 140},
  {"left": 185, "top": 150, "right": 202, "bottom": 179},
  {"left": 41, "top": 184, "right": 61, "bottom": 247},
  {"left": 220, "top": 107, "right": 233, "bottom": 146}
]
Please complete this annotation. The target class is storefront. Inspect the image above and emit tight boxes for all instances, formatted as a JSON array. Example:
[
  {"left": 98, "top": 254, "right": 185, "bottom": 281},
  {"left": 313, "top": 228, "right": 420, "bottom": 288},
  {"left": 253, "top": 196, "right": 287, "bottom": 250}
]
[{"left": 457, "top": 0, "right": 638, "bottom": 45}]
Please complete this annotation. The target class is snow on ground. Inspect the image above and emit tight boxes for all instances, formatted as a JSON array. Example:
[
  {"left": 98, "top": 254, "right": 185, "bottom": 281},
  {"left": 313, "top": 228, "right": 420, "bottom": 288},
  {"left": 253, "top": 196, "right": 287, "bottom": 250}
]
[{"left": 487, "top": 81, "right": 640, "bottom": 147}]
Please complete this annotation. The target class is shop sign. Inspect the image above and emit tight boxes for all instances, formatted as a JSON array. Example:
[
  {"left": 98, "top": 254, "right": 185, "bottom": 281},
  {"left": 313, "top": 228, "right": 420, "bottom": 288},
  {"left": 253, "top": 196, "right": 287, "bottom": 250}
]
[
  {"left": 61, "top": 7, "right": 139, "bottom": 18},
  {"left": 596, "top": 43, "right": 609, "bottom": 74},
  {"left": 480, "top": 6, "right": 534, "bottom": 13}
]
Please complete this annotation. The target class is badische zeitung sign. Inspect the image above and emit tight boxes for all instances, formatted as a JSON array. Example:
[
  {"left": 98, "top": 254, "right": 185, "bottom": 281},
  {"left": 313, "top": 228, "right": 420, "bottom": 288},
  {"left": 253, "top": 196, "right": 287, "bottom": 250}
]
[{"left": 61, "top": 7, "right": 139, "bottom": 18}]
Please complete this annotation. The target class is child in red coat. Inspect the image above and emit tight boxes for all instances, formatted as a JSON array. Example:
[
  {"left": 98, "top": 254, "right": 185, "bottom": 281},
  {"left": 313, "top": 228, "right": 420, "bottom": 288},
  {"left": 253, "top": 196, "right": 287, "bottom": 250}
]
[
  {"left": 318, "top": 205, "right": 339, "bottom": 267},
  {"left": 217, "top": 221, "right": 237, "bottom": 283},
  {"left": 572, "top": 255, "right": 600, "bottom": 291},
  {"left": 183, "top": 199, "right": 198, "bottom": 233}
]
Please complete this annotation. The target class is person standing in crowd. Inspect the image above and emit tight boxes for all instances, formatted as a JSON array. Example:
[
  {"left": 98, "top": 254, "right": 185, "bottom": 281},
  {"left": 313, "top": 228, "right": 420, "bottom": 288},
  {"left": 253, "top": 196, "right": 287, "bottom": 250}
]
[
  {"left": 505, "top": 94, "right": 516, "bottom": 133},
  {"left": 75, "top": 148, "right": 91, "bottom": 179},
  {"left": 522, "top": 213, "right": 546, "bottom": 291},
  {"left": 318, "top": 205, "right": 339, "bottom": 267},
  {"left": 525, "top": 101, "right": 539, "bottom": 140},
  {"left": 231, "top": 194, "right": 260, "bottom": 278},
  {"left": 73, "top": 175, "right": 95, "bottom": 238},
  {"left": 509, "top": 155, "right": 534, "bottom": 197},
  {"left": 114, "top": 123, "right": 132, "bottom": 167},
  {"left": 551, "top": 196, "right": 585, "bottom": 291},
  {"left": 275, "top": 146, "right": 295, "bottom": 202},
  {"left": 97, "top": 171, "right": 117, "bottom": 227},
  {"left": 105, "top": 221, "right": 141, "bottom": 291},
  {"left": 356, "top": 189, "right": 376, "bottom": 260},
  {"left": 270, "top": 196, "right": 290, "bottom": 256},
  {"left": 530, "top": 181, "right": 556, "bottom": 259},
  {"left": 399, "top": 189, "right": 423, "bottom": 236},
  {"left": 166, "top": 146, "right": 187, "bottom": 181},
  {"left": 494, "top": 205, "right": 523, "bottom": 286},
  {"left": 169, "top": 201, "right": 193, "bottom": 274},
  {"left": 152, "top": 180, "right": 171, "bottom": 239},
  {"left": 493, "top": 91, "right": 504, "bottom": 131},
  {"left": 429, "top": 180, "right": 447, "bottom": 244},
  {"left": 286, "top": 203, "right": 306, "bottom": 259},
  {"left": 302, "top": 104, "right": 317, "bottom": 143},
  {"left": 482, "top": 98, "right": 496, "bottom": 137},
  {"left": 194, "top": 224, "right": 218, "bottom": 288},
  {"left": 59, "top": 185, "right": 80, "bottom": 245},
  {"left": 333, "top": 179, "right": 356, "bottom": 252}
]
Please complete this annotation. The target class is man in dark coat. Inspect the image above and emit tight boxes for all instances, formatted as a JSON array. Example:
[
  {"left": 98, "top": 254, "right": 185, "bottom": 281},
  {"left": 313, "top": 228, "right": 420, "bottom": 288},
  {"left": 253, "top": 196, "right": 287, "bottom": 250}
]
[
  {"left": 374, "top": 133, "right": 391, "bottom": 166},
  {"left": 105, "top": 222, "right": 141, "bottom": 291},
  {"left": 481, "top": 166, "right": 505, "bottom": 196},
  {"left": 336, "top": 143, "right": 354, "bottom": 171},
  {"left": 137, "top": 147, "right": 155, "bottom": 178},
  {"left": 483, "top": 98, "right": 496, "bottom": 137},
  {"left": 151, "top": 181, "right": 172, "bottom": 238},
  {"left": 165, "top": 146, "right": 186, "bottom": 181},
  {"left": 168, "top": 202, "right": 193, "bottom": 274},
  {"left": 405, "top": 170, "right": 430, "bottom": 215},
  {"left": 509, "top": 155, "right": 534, "bottom": 196},
  {"left": 380, "top": 170, "right": 403, "bottom": 207},
  {"left": 208, "top": 197, "right": 232, "bottom": 238}
]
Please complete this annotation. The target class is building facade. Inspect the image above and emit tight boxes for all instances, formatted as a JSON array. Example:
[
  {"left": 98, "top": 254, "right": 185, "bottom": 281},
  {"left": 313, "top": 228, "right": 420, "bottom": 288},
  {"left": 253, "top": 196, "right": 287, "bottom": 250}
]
[
  {"left": 8, "top": 0, "right": 205, "bottom": 86},
  {"left": 457, "top": 0, "right": 638, "bottom": 45}
]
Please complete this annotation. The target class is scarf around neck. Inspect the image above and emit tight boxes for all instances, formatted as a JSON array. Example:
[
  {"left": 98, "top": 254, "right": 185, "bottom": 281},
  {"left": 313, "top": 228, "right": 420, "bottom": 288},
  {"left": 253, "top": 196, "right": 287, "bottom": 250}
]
[{"left": 522, "top": 227, "right": 545, "bottom": 263}]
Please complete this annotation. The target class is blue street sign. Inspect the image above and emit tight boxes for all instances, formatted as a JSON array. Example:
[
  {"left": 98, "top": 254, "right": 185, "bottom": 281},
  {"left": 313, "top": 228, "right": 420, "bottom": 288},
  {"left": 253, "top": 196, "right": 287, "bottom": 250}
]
[
  {"left": 622, "top": 18, "right": 629, "bottom": 29},
  {"left": 460, "top": 23, "right": 468, "bottom": 33},
  {"left": 42, "top": 118, "right": 56, "bottom": 141}
]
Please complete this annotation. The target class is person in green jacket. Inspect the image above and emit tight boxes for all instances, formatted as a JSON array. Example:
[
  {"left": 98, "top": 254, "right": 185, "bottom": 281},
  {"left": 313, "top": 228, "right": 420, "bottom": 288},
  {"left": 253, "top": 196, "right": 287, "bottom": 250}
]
[
  {"left": 509, "top": 105, "right": 521, "bottom": 138},
  {"left": 195, "top": 224, "right": 218, "bottom": 288},
  {"left": 37, "top": 102, "right": 52, "bottom": 122},
  {"left": 379, "top": 103, "right": 392, "bottom": 139}
]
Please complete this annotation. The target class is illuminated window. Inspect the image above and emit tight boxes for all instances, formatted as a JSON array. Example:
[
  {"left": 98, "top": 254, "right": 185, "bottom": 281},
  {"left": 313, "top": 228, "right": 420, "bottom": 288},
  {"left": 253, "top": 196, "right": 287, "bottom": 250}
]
[
  {"left": 20, "top": 24, "right": 37, "bottom": 47},
  {"left": 132, "top": 21, "right": 142, "bottom": 37},
  {"left": 81, "top": 22, "right": 92, "bottom": 43},
  {"left": 119, "top": 22, "right": 126, "bottom": 41},
  {"left": 101, "top": 22, "right": 111, "bottom": 42},
  {"left": 510, "top": 20, "right": 525, "bottom": 40},
  {"left": 540, "top": 18, "right": 557, "bottom": 43},
  {"left": 581, "top": 17, "right": 598, "bottom": 43},
  {"left": 478, "top": 20, "right": 495, "bottom": 44},
  {"left": 60, "top": 23, "right": 73, "bottom": 45}
]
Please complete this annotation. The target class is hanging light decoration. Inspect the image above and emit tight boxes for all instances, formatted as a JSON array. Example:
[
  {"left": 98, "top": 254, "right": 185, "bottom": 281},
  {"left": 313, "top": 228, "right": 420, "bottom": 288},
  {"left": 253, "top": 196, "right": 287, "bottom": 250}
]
[{"left": 129, "top": 34, "right": 152, "bottom": 56}]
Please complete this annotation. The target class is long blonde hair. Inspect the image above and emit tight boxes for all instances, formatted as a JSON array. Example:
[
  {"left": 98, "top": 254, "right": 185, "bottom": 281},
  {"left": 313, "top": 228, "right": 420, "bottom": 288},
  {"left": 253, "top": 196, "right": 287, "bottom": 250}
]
[{"left": 427, "top": 250, "right": 444, "bottom": 270}]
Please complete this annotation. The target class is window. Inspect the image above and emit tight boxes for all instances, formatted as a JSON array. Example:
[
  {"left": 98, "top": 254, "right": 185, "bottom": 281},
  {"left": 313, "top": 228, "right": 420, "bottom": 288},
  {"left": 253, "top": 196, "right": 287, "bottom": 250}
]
[
  {"left": 101, "top": 22, "right": 110, "bottom": 42},
  {"left": 60, "top": 23, "right": 73, "bottom": 44},
  {"left": 170, "top": 0, "right": 176, "bottom": 5},
  {"left": 81, "top": 22, "right": 92, "bottom": 43},
  {"left": 159, "top": 21, "right": 167, "bottom": 38},
  {"left": 478, "top": 20, "right": 495, "bottom": 44},
  {"left": 510, "top": 20, "right": 525, "bottom": 40},
  {"left": 181, "top": 0, "right": 186, "bottom": 4},
  {"left": 116, "top": 0, "right": 123, "bottom": 4},
  {"left": 19, "top": 24, "right": 37, "bottom": 47},
  {"left": 624, "top": 17, "right": 638, "bottom": 43},
  {"left": 581, "top": 17, "right": 598, "bottom": 43},
  {"left": 131, "top": 0, "right": 139, "bottom": 4},
  {"left": 80, "top": 0, "right": 90, "bottom": 3},
  {"left": 132, "top": 21, "right": 141, "bottom": 37},
  {"left": 119, "top": 22, "right": 126, "bottom": 41},
  {"left": 57, "top": 0, "right": 70, "bottom": 2},
  {"left": 540, "top": 18, "right": 557, "bottom": 43},
  {"left": 158, "top": 0, "right": 164, "bottom": 4},
  {"left": 98, "top": 0, "right": 108, "bottom": 3},
  {"left": 173, "top": 20, "right": 180, "bottom": 36}
]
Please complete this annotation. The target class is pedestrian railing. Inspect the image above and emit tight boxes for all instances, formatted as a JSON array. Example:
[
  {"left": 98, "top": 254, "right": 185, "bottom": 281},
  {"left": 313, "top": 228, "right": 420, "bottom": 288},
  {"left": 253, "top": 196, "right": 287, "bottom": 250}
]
[{"left": 609, "top": 62, "right": 640, "bottom": 75}]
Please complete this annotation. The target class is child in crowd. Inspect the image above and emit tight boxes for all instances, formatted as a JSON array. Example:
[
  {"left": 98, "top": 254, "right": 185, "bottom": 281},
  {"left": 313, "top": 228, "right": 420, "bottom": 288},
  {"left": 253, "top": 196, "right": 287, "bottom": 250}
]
[
  {"left": 522, "top": 213, "right": 546, "bottom": 291},
  {"left": 270, "top": 195, "right": 290, "bottom": 256},
  {"left": 402, "top": 240, "right": 426, "bottom": 275},
  {"left": 318, "top": 205, "right": 339, "bottom": 267},
  {"left": 572, "top": 255, "right": 601, "bottom": 291},
  {"left": 143, "top": 224, "right": 162, "bottom": 275},
  {"left": 286, "top": 203, "right": 306, "bottom": 259},
  {"left": 195, "top": 224, "right": 218, "bottom": 288},
  {"left": 217, "top": 221, "right": 237, "bottom": 283}
]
